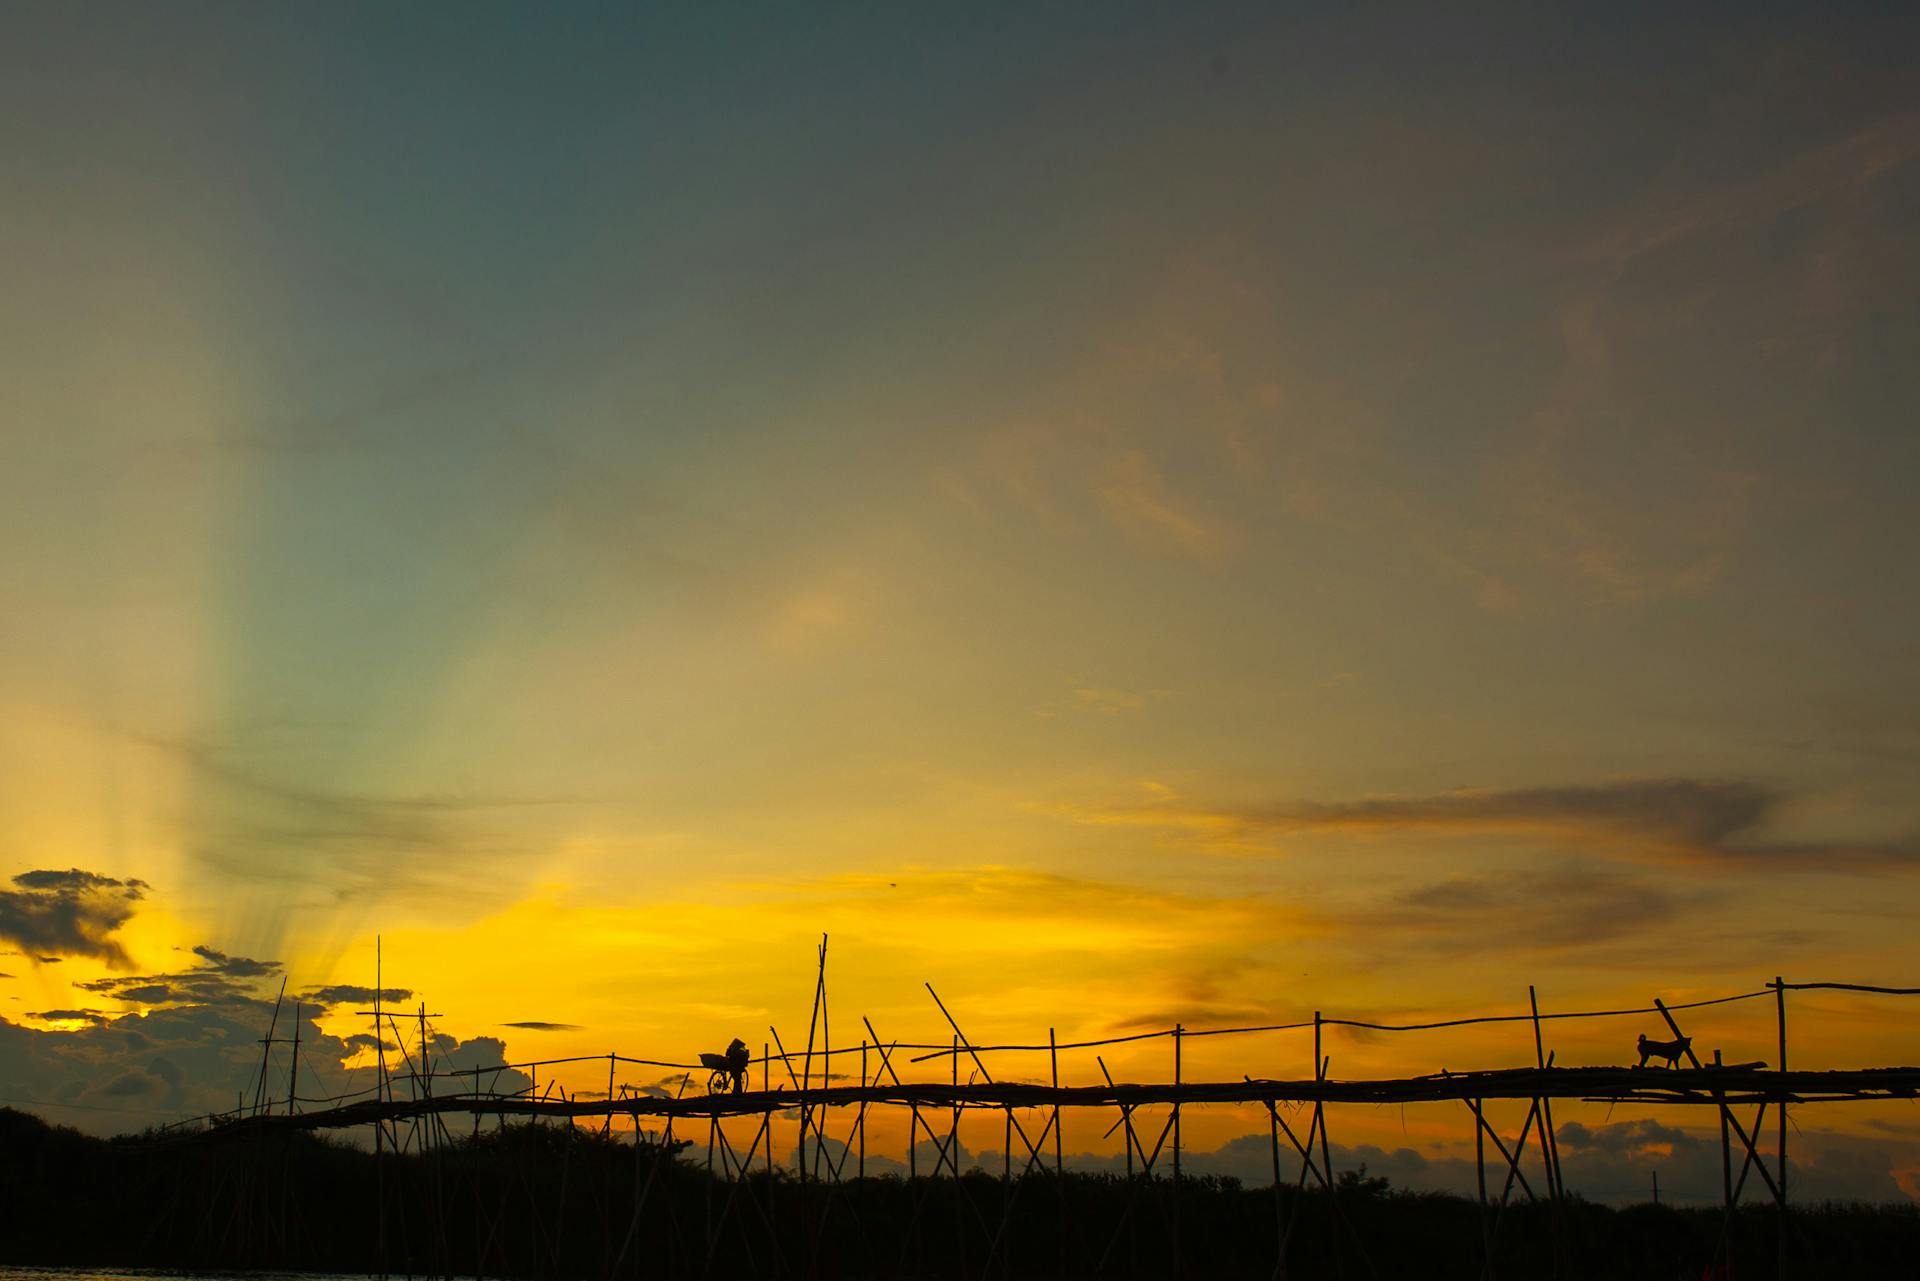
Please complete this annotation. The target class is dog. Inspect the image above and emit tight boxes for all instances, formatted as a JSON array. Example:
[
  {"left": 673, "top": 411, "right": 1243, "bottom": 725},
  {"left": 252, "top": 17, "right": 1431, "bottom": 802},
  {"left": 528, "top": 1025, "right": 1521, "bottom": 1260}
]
[{"left": 1636, "top": 1033, "right": 1691, "bottom": 1068}]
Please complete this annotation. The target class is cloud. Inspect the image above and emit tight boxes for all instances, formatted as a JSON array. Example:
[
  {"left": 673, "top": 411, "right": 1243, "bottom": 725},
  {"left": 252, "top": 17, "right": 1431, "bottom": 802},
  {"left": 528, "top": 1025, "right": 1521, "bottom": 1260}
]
[
  {"left": 79, "top": 942, "right": 286, "bottom": 1009},
  {"left": 89, "top": 1067, "right": 169, "bottom": 1100},
  {"left": 730, "top": 865, "right": 1291, "bottom": 960},
  {"left": 1035, "top": 686, "right": 1169, "bottom": 719},
  {"left": 135, "top": 734, "right": 587, "bottom": 906},
  {"left": 1107, "top": 958, "right": 1296, "bottom": 1032},
  {"left": 430, "top": 1036, "right": 532, "bottom": 1097},
  {"left": 299, "top": 984, "right": 414, "bottom": 1009},
  {"left": 190, "top": 945, "right": 279, "bottom": 977},
  {"left": 1, "top": 938, "right": 530, "bottom": 1133},
  {"left": 1096, "top": 450, "right": 1238, "bottom": 559},
  {"left": 27, "top": 1009, "right": 109, "bottom": 1025},
  {"left": 1339, "top": 866, "right": 1691, "bottom": 954},
  {"left": 502, "top": 1021, "right": 583, "bottom": 1032},
  {"left": 1588, "top": 111, "right": 1920, "bottom": 274},
  {"left": 1046, "top": 777, "right": 1919, "bottom": 870},
  {"left": 0, "top": 869, "right": 148, "bottom": 967}
]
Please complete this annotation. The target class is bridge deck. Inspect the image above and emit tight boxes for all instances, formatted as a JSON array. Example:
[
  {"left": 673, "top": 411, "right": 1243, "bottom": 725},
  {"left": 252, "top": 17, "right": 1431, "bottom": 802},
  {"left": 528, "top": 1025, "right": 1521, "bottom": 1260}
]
[{"left": 210, "top": 1064, "right": 1920, "bottom": 1135}]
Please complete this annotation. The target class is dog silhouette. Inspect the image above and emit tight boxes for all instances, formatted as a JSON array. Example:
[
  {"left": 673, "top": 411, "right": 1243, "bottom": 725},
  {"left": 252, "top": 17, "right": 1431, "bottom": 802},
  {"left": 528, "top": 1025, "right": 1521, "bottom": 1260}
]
[{"left": 1637, "top": 1033, "right": 1690, "bottom": 1068}]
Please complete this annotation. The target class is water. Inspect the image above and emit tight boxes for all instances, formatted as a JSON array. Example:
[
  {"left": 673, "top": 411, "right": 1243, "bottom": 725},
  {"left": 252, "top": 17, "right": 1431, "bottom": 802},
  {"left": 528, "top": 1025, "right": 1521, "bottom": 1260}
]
[{"left": 1, "top": 1271, "right": 376, "bottom": 1281}]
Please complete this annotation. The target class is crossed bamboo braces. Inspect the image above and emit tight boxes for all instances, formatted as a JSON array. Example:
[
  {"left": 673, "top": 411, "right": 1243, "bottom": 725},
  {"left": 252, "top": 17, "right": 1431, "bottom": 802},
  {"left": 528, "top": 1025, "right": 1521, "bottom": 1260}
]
[{"left": 192, "top": 954, "right": 1920, "bottom": 1281}]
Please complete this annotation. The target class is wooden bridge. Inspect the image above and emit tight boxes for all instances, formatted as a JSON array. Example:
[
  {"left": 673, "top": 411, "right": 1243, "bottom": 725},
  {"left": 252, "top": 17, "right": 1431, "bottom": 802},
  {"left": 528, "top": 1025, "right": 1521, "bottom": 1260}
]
[{"left": 158, "top": 953, "right": 1919, "bottom": 1280}]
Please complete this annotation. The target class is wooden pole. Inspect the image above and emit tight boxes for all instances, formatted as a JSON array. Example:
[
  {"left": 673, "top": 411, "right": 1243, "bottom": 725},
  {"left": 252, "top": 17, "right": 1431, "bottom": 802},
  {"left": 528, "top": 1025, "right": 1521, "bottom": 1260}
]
[
  {"left": 375, "top": 937, "right": 386, "bottom": 1104},
  {"left": 253, "top": 976, "right": 287, "bottom": 1115},
  {"left": 1475, "top": 1097, "right": 1490, "bottom": 1279},
  {"left": 374, "top": 938, "right": 386, "bottom": 1279},
  {"left": 1050, "top": 1028, "right": 1063, "bottom": 1176},
  {"left": 287, "top": 999, "right": 301, "bottom": 1117},
  {"left": 1315, "top": 1011, "right": 1342, "bottom": 1280},
  {"left": 1270, "top": 1096, "right": 1286, "bottom": 1279},
  {"left": 1053, "top": 1027, "right": 1066, "bottom": 1281},
  {"left": 1529, "top": 986, "right": 1562, "bottom": 1280},
  {"left": 1775, "top": 975, "right": 1788, "bottom": 1281},
  {"left": 1717, "top": 1049, "right": 1733, "bottom": 1210},
  {"left": 801, "top": 938, "right": 824, "bottom": 1183},
  {"left": 1172, "top": 1024, "right": 1183, "bottom": 1181},
  {"left": 817, "top": 933, "right": 829, "bottom": 1182}
]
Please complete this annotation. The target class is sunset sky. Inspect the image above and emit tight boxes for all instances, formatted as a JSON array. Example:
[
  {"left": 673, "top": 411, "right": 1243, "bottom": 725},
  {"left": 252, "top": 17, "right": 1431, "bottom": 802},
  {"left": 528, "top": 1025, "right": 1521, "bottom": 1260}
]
[{"left": 2, "top": 3, "right": 1917, "bottom": 1202}]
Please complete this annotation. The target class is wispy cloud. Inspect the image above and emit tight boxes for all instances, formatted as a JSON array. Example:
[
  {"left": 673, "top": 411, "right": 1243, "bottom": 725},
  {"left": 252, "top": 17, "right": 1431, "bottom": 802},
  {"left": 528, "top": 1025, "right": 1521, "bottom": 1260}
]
[
  {"left": 1096, "top": 450, "right": 1238, "bottom": 559},
  {"left": 1329, "top": 865, "right": 1694, "bottom": 955},
  {"left": 1044, "top": 777, "right": 1919, "bottom": 870},
  {"left": 137, "top": 733, "right": 589, "bottom": 904},
  {"left": 1035, "top": 684, "right": 1169, "bottom": 719},
  {"left": 1588, "top": 111, "right": 1920, "bottom": 273}
]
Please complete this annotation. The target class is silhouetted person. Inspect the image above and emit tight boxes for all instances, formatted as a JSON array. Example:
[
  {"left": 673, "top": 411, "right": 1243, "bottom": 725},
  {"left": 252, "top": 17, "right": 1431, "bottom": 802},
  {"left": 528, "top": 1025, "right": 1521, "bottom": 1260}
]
[{"left": 724, "top": 1037, "right": 749, "bottom": 1093}]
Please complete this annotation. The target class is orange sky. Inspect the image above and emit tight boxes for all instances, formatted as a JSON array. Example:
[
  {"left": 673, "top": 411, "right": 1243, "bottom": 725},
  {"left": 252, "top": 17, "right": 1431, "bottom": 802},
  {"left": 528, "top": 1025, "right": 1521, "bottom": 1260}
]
[{"left": 2, "top": 3, "right": 1917, "bottom": 1203}]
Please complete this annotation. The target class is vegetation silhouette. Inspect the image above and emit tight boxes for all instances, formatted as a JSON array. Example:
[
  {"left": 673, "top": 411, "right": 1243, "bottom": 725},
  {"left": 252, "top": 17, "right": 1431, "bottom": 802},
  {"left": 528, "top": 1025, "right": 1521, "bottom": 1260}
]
[{"left": 2, "top": 1107, "right": 1916, "bottom": 1279}]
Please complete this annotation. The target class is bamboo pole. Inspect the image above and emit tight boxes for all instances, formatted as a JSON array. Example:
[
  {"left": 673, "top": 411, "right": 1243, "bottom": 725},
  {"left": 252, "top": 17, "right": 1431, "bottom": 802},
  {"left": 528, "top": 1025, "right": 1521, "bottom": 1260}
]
[
  {"left": 1270, "top": 1096, "right": 1286, "bottom": 1280},
  {"left": 287, "top": 1000, "right": 301, "bottom": 1117},
  {"left": 1475, "top": 1097, "right": 1490, "bottom": 1279},
  {"left": 1050, "top": 1028, "right": 1063, "bottom": 1176},
  {"left": 1527, "top": 988, "right": 1562, "bottom": 1204},
  {"left": 1775, "top": 975, "right": 1788, "bottom": 1281},
  {"left": 252, "top": 977, "right": 287, "bottom": 1116},
  {"left": 817, "top": 933, "right": 829, "bottom": 1182},
  {"left": 1708, "top": 1046, "right": 1739, "bottom": 1276},
  {"left": 374, "top": 937, "right": 387, "bottom": 1280},
  {"left": 1172, "top": 1022, "right": 1183, "bottom": 1275}
]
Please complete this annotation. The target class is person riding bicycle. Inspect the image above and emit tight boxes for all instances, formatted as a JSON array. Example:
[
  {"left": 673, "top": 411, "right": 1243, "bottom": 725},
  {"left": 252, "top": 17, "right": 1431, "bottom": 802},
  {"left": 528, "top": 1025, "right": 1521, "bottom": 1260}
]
[{"left": 723, "top": 1037, "right": 749, "bottom": 1093}]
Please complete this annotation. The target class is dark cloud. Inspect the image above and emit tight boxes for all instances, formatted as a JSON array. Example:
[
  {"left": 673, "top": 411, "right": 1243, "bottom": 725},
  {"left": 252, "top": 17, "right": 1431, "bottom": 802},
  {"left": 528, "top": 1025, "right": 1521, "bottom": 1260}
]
[
  {"left": 1370, "top": 866, "right": 1690, "bottom": 952},
  {"left": 190, "top": 945, "right": 280, "bottom": 977},
  {"left": 75, "top": 943, "right": 286, "bottom": 1010},
  {"left": 82, "top": 971, "right": 256, "bottom": 1008},
  {"left": 37, "top": 956, "right": 63, "bottom": 964},
  {"left": 1557, "top": 1117, "right": 1689, "bottom": 1156},
  {"left": 343, "top": 1033, "right": 396, "bottom": 1053},
  {"left": 81, "top": 974, "right": 247, "bottom": 1004},
  {"left": 28, "top": 1009, "right": 108, "bottom": 1025},
  {"left": 1287, "top": 779, "right": 1776, "bottom": 849},
  {"left": 427, "top": 1036, "right": 533, "bottom": 1098},
  {"left": 0, "top": 870, "right": 148, "bottom": 967},
  {"left": 4, "top": 977, "right": 531, "bottom": 1134},
  {"left": 11, "top": 869, "right": 149, "bottom": 894},
  {"left": 300, "top": 984, "right": 414, "bottom": 1008},
  {"left": 91, "top": 1067, "right": 168, "bottom": 1099},
  {"left": 502, "top": 1021, "right": 583, "bottom": 1031},
  {"left": 1109, "top": 959, "right": 1292, "bottom": 1032},
  {"left": 1065, "top": 778, "right": 1920, "bottom": 870}
]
